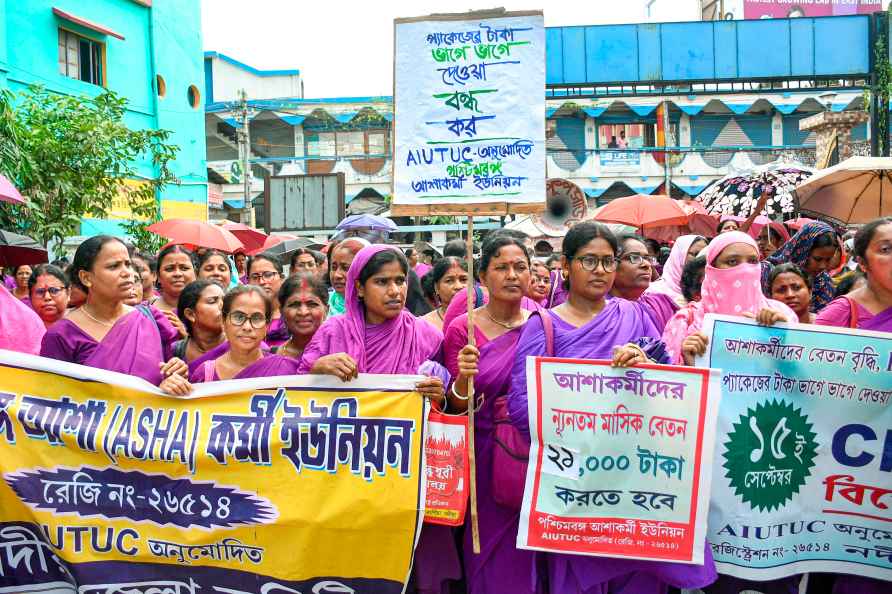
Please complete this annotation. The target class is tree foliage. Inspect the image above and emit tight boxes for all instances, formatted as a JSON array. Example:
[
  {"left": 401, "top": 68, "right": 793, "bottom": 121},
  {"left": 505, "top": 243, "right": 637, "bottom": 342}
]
[{"left": 0, "top": 86, "right": 178, "bottom": 252}]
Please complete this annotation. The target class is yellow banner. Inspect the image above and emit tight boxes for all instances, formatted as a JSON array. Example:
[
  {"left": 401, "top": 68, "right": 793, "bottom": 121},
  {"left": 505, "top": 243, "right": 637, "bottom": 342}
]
[{"left": 0, "top": 352, "right": 426, "bottom": 593}]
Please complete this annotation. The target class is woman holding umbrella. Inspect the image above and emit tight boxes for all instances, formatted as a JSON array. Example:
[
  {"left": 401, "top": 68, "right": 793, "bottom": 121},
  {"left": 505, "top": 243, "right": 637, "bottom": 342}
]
[{"left": 40, "top": 235, "right": 188, "bottom": 391}]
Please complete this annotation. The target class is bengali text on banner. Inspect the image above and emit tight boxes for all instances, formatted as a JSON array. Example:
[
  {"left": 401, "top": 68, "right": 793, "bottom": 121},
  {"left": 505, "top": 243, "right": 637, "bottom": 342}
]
[
  {"left": 393, "top": 10, "right": 545, "bottom": 206},
  {"left": 517, "top": 357, "right": 722, "bottom": 564},
  {"left": 0, "top": 351, "right": 427, "bottom": 593},
  {"left": 699, "top": 315, "right": 892, "bottom": 582}
]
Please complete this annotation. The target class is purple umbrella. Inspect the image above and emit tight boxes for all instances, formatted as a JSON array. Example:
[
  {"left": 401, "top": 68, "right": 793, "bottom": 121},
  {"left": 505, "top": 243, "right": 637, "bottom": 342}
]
[
  {"left": 335, "top": 214, "right": 398, "bottom": 233},
  {"left": 0, "top": 174, "right": 25, "bottom": 206}
]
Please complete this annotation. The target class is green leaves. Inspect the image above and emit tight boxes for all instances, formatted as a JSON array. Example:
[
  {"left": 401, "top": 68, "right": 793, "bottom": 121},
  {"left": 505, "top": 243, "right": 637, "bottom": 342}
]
[{"left": 0, "top": 86, "right": 179, "bottom": 253}]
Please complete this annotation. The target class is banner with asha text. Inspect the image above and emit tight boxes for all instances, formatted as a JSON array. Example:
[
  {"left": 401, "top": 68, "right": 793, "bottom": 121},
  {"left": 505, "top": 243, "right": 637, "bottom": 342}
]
[
  {"left": 517, "top": 357, "right": 722, "bottom": 564},
  {"left": 0, "top": 351, "right": 427, "bottom": 593},
  {"left": 699, "top": 315, "right": 892, "bottom": 582}
]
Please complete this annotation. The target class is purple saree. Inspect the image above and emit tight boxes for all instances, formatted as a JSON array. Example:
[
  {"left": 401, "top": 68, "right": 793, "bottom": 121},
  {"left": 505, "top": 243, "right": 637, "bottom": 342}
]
[
  {"left": 265, "top": 317, "right": 290, "bottom": 347},
  {"left": 40, "top": 305, "right": 178, "bottom": 386},
  {"left": 297, "top": 245, "right": 457, "bottom": 594},
  {"left": 443, "top": 318, "right": 545, "bottom": 594},
  {"left": 507, "top": 300, "right": 717, "bottom": 593},
  {"left": 189, "top": 353, "right": 301, "bottom": 383}
]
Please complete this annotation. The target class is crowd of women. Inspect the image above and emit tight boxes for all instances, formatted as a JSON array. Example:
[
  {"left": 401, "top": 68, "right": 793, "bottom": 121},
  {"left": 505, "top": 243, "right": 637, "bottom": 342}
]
[{"left": 0, "top": 210, "right": 890, "bottom": 594}]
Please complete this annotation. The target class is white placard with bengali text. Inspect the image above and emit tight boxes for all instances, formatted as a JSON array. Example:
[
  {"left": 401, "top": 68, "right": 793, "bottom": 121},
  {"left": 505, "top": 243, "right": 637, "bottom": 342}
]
[{"left": 393, "top": 12, "right": 546, "bottom": 206}]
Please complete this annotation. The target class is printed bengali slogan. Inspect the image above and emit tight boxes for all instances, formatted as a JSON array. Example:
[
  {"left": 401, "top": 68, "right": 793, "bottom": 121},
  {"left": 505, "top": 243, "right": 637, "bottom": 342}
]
[
  {"left": 698, "top": 315, "right": 892, "bottom": 582},
  {"left": 0, "top": 352, "right": 426, "bottom": 593},
  {"left": 517, "top": 357, "right": 722, "bottom": 564}
]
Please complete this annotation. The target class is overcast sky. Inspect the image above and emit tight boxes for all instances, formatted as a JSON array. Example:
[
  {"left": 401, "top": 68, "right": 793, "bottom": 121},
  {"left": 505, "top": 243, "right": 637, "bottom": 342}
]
[{"left": 200, "top": 0, "right": 704, "bottom": 99}]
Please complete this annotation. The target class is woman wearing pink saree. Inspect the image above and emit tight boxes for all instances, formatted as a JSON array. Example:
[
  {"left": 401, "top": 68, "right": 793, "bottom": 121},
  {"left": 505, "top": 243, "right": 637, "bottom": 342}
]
[
  {"left": 0, "top": 282, "right": 45, "bottom": 355},
  {"left": 662, "top": 231, "right": 797, "bottom": 366},
  {"left": 298, "top": 244, "right": 453, "bottom": 594},
  {"left": 40, "top": 236, "right": 186, "bottom": 389}
]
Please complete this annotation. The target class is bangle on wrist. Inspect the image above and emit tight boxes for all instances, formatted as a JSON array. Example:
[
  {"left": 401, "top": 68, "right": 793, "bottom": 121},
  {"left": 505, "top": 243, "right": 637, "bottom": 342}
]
[{"left": 450, "top": 382, "right": 469, "bottom": 401}]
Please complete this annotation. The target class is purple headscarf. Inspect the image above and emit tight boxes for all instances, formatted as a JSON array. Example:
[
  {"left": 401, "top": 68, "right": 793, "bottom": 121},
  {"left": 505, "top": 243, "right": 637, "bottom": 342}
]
[{"left": 298, "top": 244, "right": 443, "bottom": 375}]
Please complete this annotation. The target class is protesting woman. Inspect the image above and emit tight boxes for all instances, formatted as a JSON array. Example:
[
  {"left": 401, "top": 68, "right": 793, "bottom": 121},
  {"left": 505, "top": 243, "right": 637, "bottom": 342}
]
[
  {"left": 420, "top": 256, "right": 469, "bottom": 331},
  {"left": 769, "top": 264, "right": 814, "bottom": 324},
  {"left": 149, "top": 244, "right": 196, "bottom": 339},
  {"left": 443, "top": 233, "right": 542, "bottom": 594},
  {"left": 188, "top": 285, "right": 301, "bottom": 384},
  {"left": 298, "top": 244, "right": 454, "bottom": 594},
  {"left": 247, "top": 254, "right": 288, "bottom": 346},
  {"left": 610, "top": 234, "right": 679, "bottom": 332},
  {"left": 274, "top": 273, "right": 329, "bottom": 360},
  {"left": 646, "top": 234, "right": 708, "bottom": 306},
  {"left": 816, "top": 217, "right": 892, "bottom": 333},
  {"left": 762, "top": 221, "right": 838, "bottom": 312},
  {"left": 197, "top": 249, "right": 233, "bottom": 289},
  {"left": 12, "top": 264, "right": 32, "bottom": 303},
  {"left": 502, "top": 222, "right": 713, "bottom": 593},
  {"left": 528, "top": 260, "right": 551, "bottom": 306},
  {"left": 40, "top": 235, "right": 187, "bottom": 389},
  {"left": 171, "top": 280, "right": 225, "bottom": 364},
  {"left": 663, "top": 231, "right": 797, "bottom": 365},
  {"left": 326, "top": 238, "right": 369, "bottom": 317},
  {"left": 131, "top": 252, "right": 157, "bottom": 301},
  {"left": 289, "top": 248, "right": 318, "bottom": 276},
  {"left": 28, "top": 264, "right": 69, "bottom": 328}
]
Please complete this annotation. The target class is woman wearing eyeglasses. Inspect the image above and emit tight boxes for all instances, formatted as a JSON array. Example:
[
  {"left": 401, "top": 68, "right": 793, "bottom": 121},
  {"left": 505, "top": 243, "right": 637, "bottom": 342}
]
[
  {"left": 502, "top": 222, "right": 717, "bottom": 594},
  {"left": 28, "top": 264, "right": 70, "bottom": 328},
  {"left": 246, "top": 254, "right": 289, "bottom": 346},
  {"left": 610, "top": 234, "right": 679, "bottom": 333},
  {"left": 186, "top": 285, "right": 301, "bottom": 385}
]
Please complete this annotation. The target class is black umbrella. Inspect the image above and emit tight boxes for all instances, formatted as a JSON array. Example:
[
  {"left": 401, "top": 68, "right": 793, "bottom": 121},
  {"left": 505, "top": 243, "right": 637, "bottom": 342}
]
[
  {"left": 258, "top": 236, "right": 314, "bottom": 261},
  {"left": 0, "top": 230, "right": 48, "bottom": 268}
]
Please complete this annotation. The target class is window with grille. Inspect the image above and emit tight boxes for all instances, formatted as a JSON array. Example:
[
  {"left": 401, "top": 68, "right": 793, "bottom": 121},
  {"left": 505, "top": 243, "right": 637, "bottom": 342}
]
[{"left": 58, "top": 29, "right": 104, "bottom": 86}]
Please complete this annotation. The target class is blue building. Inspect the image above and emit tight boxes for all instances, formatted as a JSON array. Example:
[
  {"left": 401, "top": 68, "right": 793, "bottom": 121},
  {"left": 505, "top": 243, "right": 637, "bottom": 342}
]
[{"left": 0, "top": 0, "right": 208, "bottom": 236}]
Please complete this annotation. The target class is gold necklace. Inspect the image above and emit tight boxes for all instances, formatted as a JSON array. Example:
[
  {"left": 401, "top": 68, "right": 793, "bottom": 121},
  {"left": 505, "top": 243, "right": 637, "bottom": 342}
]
[
  {"left": 80, "top": 305, "right": 115, "bottom": 327},
  {"left": 483, "top": 308, "right": 522, "bottom": 329}
]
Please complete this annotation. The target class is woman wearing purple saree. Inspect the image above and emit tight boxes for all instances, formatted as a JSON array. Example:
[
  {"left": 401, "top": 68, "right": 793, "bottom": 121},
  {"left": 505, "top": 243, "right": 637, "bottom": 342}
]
[
  {"left": 40, "top": 235, "right": 187, "bottom": 389},
  {"left": 443, "top": 233, "right": 543, "bottom": 594},
  {"left": 188, "top": 285, "right": 301, "bottom": 384},
  {"left": 507, "top": 222, "right": 717, "bottom": 594},
  {"left": 815, "top": 217, "right": 892, "bottom": 594},
  {"left": 297, "top": 244, "right": 453, "bottom": 594}
]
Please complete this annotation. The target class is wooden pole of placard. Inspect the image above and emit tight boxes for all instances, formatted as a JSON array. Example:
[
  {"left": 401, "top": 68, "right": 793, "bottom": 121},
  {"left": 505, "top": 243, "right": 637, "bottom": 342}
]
[
  {"left": 392, "top": 5, "right": 546, "bottom": 555},
  {"left": 464, "top": 215, "right": 479, "bottom": 554}
]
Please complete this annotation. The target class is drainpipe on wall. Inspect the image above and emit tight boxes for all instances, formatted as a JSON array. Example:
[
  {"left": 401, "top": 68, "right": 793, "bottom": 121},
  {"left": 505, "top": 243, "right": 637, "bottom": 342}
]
[{"left": 145, "top": 7, "right": 164, "bottom": 218}]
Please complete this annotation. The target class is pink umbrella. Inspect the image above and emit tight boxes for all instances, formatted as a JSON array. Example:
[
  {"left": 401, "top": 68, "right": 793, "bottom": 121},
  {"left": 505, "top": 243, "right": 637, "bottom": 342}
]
[
  {"left": 784, "top": 217, "right": 815, "bottom": 232},
  {"left": 0, "top": 174, "right": 25, "bottom": 205}
]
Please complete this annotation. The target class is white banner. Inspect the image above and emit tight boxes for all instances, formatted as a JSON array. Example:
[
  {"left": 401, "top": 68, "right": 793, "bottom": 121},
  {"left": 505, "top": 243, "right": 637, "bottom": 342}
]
[{"left": 393, "top": 11, "right": 546, "bottom": 206}]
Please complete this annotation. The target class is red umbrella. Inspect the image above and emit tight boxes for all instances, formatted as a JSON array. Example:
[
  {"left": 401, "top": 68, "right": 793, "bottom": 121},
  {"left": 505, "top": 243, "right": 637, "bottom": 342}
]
[
  {"left": 222, "top": 222, "right": 268, "bottom": 253},
  {"left": 643, "top": 200, "right": 718, "bottom": 242},
  {"left": 594, "top": 194, "right": 689, "bottom": 229},
  {"left": 0, "top": 174, "right": 25, "bottom": 206},
  {"left": 148, "top": 219, "right": 244, "bottom": 253},
  {"left": 245, "top": 233, "right": 299, "bottom": 256}
]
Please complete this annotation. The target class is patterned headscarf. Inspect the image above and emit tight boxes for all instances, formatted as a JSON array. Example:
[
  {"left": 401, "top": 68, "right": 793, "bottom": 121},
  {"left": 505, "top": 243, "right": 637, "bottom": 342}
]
[{"left": 763, "top": 221, "right": 837, "bottom": 312}]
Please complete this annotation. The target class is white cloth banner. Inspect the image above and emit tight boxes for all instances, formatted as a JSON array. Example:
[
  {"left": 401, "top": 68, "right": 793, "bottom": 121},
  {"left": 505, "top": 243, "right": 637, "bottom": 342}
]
[{"left": 393, "top": 11, "right": 546, "bottom": 205}]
